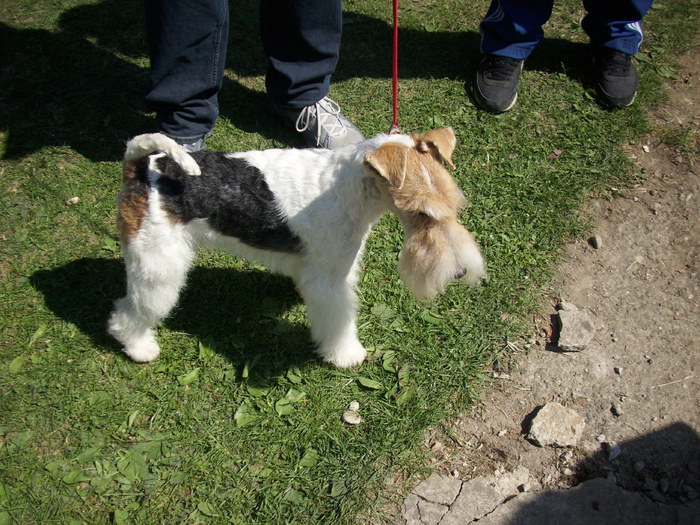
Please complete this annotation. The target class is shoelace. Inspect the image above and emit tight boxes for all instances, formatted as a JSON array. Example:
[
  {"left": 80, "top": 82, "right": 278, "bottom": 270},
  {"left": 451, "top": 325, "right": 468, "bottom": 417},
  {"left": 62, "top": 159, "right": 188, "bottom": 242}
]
[
  {"left": 485, "top": 56, "right": 521, "bottom": 81},
  {"left": 295, "top": 97, "right": 348, "bottom": 146}
]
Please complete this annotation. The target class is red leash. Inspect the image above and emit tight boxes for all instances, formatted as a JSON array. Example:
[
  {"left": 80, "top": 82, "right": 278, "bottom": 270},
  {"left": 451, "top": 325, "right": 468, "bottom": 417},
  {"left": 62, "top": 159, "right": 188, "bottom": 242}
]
[{"left": 389, "top": 0, "right": 400, "bottom": 134}]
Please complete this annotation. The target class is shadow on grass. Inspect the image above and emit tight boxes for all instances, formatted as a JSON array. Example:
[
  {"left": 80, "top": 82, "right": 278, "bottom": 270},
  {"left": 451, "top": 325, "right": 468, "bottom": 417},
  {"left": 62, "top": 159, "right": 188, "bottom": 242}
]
[
  {"left": 1, "top": 0, "right": 593, "bottom": 161},
  {"left": 29, "top": 258, "right": 316, "bottom": 373}
]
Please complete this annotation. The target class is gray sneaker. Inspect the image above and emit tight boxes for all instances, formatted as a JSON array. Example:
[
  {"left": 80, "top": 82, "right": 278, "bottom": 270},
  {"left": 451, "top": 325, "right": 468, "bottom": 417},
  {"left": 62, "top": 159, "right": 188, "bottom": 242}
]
[
  {"left": 272, "top": 97, "right": 364, "bottom": 149},
  {"left": 176, "top": 136, "right": 207, "bottom": 153}
]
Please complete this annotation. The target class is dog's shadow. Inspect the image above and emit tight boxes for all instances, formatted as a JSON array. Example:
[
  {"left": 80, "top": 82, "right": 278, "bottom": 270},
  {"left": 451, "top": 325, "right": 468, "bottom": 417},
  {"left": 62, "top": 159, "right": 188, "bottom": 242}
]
[{"left": 29, "top": 258, "right": 315, "bottom": 372}]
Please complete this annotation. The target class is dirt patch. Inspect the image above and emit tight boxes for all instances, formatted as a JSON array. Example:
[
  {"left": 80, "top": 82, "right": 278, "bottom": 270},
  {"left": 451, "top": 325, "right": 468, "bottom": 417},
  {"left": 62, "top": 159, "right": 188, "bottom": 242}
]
[{"left": 420, "top": 48, "right": 699, "bottom": 511}]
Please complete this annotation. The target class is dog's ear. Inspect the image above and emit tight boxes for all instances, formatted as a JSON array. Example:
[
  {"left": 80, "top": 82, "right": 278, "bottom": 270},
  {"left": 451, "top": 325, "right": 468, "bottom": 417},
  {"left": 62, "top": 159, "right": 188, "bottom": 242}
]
[
  {"left": 364, "top": 143, "right": 407, "bottom": 189},
  {"left": 412, "top": 127, "right": 456, "bottom": 169}
]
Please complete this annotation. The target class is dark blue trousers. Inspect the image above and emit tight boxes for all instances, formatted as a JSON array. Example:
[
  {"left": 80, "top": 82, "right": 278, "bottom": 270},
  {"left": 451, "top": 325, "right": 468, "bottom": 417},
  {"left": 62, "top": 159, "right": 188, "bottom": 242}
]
[
  {"left": 480, "top": 0, "right": 654, "bottom": 60},
  {"left": 145, "top": 0, "right": 342, "bottom": 142}
]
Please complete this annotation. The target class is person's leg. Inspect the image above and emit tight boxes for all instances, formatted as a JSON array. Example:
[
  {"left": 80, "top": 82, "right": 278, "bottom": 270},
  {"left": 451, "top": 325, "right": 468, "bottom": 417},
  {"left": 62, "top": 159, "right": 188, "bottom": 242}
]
[
  {"left": 479, "top": 0, "right": 554, "bottom": 60},
  {"left": 260, "top": 0, "right": 362, "bottom": 149},
  {"left": 582, "top": 0, "right": 654, "bottom": 107},
  {"left": 582, "top": 0, "right": 653, "bottom": 54},
  {"left": 144, "top": 0, "right": 229, "bottom": 148},
  {"left": 260, "top": 0, "right": 341, "bottom": 109},
  {"left": 475, "top": 0, "right": 554, "bottom": 112}
]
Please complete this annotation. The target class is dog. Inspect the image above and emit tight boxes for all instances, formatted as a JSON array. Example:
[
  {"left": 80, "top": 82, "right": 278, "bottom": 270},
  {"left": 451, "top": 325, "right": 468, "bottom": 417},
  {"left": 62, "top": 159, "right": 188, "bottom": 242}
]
[{"left": 107, "top": 128, "right": 485, "bottom": 368}]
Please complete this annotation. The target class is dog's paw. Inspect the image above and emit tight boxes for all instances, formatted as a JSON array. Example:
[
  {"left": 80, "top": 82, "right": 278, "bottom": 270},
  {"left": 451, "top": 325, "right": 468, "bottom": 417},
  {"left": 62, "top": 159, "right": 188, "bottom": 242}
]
[
  {"left": 322, "top": 340, "right": 367, "bottom": 369},
  {"left": 122, "top": 338, "right": 161, "bottom": 363}
]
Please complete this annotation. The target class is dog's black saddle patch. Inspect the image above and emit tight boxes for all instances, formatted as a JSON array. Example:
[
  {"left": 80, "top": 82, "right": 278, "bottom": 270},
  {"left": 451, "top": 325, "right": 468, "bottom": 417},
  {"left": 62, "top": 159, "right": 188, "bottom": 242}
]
[{"left": 153, "top": 153, "right": 303, "bottom": 254}]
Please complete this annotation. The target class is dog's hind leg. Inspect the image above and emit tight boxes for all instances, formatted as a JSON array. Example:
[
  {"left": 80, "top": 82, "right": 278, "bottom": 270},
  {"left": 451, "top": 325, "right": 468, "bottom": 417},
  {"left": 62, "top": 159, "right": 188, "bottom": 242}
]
[
  {"left": 297, "top": 269, "right": 367, "bottom": 368},
  {"left": 108, "top": 223, "right": 195, "bottom": 363}
]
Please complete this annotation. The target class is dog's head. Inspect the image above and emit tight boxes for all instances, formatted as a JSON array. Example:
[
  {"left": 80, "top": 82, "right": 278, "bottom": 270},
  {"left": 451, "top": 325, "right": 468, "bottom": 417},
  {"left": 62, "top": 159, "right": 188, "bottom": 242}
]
[{"left": 364, "top": 127, "right": 485, "bottom": 299}]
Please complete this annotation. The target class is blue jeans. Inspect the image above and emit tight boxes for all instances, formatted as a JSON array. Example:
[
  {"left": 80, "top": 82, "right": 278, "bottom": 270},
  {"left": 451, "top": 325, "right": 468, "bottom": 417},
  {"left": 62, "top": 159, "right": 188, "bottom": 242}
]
[
  {"left": 480, "top": 0, "right": 654, "bottom": 60},
  {"left": 144, "top": 0, "right": 342, "bottom": 142}
]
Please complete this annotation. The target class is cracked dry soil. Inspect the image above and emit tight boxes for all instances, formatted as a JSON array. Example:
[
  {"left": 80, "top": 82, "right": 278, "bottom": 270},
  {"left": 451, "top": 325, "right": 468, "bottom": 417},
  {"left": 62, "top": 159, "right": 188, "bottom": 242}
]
[{"left": 395, "top": 45, "right": 699, "bottom": 524}]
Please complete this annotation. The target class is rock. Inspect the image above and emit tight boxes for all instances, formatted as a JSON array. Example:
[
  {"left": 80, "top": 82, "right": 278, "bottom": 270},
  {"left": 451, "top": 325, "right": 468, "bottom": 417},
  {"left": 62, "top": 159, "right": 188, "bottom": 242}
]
[
  {"left": 412, "top": 473, "right": 463, "bottom": 506},
  {"left": 347, "top": 401, "right": 359, "bottom": 411},
  {"left": 527, "top": 402, "right": 586, "bottom": 448},
  {"left": 557, "top": 306, "right": 595, "bottom": 351},
  {"left": 558, "top": 300, "right": 578, "bottom": 312},
  {"left": 440, "top": 477, "right": 502, "bottom": 525},
  {"left": 414, "top": 497, "right": 449, "bottom": 525},
  {"left": 644, "top": 476, "right": 658, "bottom": 491},
  {"left": 560, "top": 450, "right": 574, "bottom": 463},
  {"left": 491, "top": 466, "right": 531, "bottom": 499},
  {"left": 611, "top": 403, "right": 624, "bottom": 417},
  {"left": 341, "top": 410, "right": 361, "bottom": 425},
  {"left": 589, "top": 234, "right": 603, "bottom": 249}
]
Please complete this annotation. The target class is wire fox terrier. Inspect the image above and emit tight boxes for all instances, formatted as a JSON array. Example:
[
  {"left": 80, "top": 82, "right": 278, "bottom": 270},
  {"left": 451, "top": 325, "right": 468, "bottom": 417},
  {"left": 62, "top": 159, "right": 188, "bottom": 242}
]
[{"left": 107, "top": 128, "right": 485, "bottom": 368}]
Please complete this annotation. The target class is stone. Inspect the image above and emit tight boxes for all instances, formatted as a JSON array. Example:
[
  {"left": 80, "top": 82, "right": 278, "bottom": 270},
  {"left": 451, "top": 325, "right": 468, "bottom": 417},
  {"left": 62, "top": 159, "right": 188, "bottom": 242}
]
[
  {"left": 341, "top": 410, "right": 361, "bottom": 425},
  {"left": 416, "top": 499, "right": 449, "bottom": 525},
  {"left": 440, "top": 477, "right": 502, "bottom": 525},
  {"left": 491, "top": 466, "right": 530, "bottom": 499},
  {"left": 611, "top": 403, "right": 624, "bottom": 417},
  {"left": 589, "top": 234, "right": 603, "bottom": 249},
  {"left": 411, "top": 473, "right": 463, "bottom": 506},
  {"left": 557, "top": 307, "right": 596, "bottom": 351},
  {"left": 558, "top": 300, "right": 578, "bottom": 312},
  {"left": 527, "top": 402, "right": 586, "bottom": 448}
]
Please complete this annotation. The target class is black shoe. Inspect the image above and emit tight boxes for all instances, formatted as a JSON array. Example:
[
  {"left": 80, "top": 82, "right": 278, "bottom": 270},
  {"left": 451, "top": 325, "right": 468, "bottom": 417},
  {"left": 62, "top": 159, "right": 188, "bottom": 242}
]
[
  {"left": 474, "top": 55, "right": 524, "bottom": 113},
  {"left": 593, "top": 48, "right": 637, "bottom": 108}
]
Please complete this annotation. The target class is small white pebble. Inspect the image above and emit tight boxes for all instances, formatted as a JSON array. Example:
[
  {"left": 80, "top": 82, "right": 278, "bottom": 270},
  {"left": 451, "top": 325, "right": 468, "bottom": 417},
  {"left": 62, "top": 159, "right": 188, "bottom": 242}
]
[
  {"left": 497, "top": 429, "right": 507, "bottom": 437},
  {"left": 596, "top": 434, "right": 607, "bottom": 443},
  {"left": 562, "top": 468, "right": 574, "bottom": 476},
  {"left": 342, "top": 411, "right": 362, "bottom": 425},
  {"left": 65, "top": 196, "right": 80, "bottom": 205},
  {"left": 348, "top": 401, "right": 360, "bottom": 411}
]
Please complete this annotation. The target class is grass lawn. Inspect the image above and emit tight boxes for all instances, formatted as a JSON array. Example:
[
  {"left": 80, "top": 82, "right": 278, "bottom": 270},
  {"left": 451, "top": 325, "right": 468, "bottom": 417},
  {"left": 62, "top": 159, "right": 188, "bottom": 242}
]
[{"left": 1, "top": 0, "right": 698, "bottom": 523}]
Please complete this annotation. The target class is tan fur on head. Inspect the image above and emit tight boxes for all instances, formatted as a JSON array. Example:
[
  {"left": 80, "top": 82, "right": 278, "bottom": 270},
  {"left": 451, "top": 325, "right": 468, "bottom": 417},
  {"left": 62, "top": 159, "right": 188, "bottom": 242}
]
[
  {"left": 364, "top": 128, "right": 464, "bottom": 220},
  {"left": 412, "top": 127, "right": 456, "bottom": 169},
  {"left": 364, "top": 128, "right": 485, "bottom": 299}
]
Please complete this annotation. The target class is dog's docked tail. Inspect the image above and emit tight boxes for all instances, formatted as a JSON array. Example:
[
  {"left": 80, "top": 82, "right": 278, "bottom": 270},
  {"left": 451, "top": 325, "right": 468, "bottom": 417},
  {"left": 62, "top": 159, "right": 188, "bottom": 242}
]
[{"left": 124, "top": 133, "right": 201, "bottom": 176}]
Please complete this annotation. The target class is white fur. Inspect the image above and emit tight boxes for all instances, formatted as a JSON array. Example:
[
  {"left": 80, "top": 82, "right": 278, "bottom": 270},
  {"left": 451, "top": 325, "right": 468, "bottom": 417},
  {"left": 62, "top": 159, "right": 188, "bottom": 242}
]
[
  {"left": 108, "top": 132, "right": 483, "bottom": 368},
  {"left": 124, "top": 133, "right": 201, "bottom": 176}
]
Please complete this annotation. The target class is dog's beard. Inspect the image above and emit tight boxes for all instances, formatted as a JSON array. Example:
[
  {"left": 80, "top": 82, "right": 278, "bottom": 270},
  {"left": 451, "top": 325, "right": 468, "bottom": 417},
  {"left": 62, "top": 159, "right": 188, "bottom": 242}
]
[{"left": 398, "top": 222, "right": 485, "bottom": 300}]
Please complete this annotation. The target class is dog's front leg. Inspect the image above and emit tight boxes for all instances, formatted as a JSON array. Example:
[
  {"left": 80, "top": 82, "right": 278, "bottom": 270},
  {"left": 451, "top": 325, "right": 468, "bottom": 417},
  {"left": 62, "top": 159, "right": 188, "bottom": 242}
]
[{"left": 297, "top": 269, "right": 366, "bottom": 368}]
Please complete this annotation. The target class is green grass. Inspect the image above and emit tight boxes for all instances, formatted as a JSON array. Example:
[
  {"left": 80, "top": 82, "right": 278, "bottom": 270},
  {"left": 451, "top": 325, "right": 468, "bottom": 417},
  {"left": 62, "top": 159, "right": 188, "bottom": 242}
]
[{"left": 1, "top": 0, "right": 698, "bottom": 523}]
